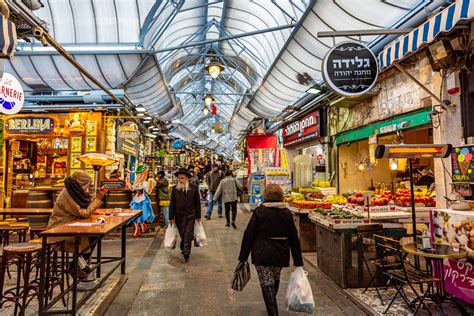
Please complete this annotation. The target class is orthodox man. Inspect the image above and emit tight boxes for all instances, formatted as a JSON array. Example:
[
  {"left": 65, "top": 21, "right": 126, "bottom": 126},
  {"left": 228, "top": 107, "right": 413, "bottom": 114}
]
[{"left": 169, "top": 168, "right": 202, "bottom": 261}]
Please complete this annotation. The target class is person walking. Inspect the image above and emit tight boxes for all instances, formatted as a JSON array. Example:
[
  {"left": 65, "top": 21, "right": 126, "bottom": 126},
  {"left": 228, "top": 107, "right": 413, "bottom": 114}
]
[
  {"left": 238, "top": 184, "right": 303, "bottom": 316},
  {"left": 156, "top": 171, "right": 170, "bottom": 227},
  {"left": 205, "top": 164, "right": 224, "bottom": 219},
  {"left": 169, "top": 168, "right": 201, "bottom": 261},
  {"left": 213, "top": 169, "right": 242, "bottom": 228}
]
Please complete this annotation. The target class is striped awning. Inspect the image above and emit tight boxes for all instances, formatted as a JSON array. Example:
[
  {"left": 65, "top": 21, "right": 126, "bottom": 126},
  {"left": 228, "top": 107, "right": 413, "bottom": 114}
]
[{"left": 378, "top": 0, "right": 474, "bottom": 70}]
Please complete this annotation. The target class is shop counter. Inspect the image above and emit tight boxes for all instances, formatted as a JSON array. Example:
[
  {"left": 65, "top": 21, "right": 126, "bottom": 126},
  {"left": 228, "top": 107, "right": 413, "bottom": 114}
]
[
  {"left": 288, "top": 206, "right": 316, "bottom": 252},
  {"left": 310, "top": 215, "right": 406, "bottom": 288}
]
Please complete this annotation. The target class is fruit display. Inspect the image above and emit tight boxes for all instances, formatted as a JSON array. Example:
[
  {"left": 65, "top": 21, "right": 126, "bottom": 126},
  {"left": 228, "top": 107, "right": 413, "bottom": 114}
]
[
  {"left": 297, "top": 187, "right": 322, "bottom": 194},
  {"left": 395, "top": 188, "right": 436, "bottom": 207},
  {"left": 305, "top": 192, "right": 325, "bottom": 200},
  {"left": 266, "top": 170, "right": 290, "bottom": 176},
  {"left": 284, "top": 192, "right": 304, "bottom": 203},
  {"left": 312, "top": 180, "right": 331, "bottom": 187},
  {"left": 324, "top": 194, "right": 347, "bottom": 205},
  {"left": 347, "top": 192, "right": 365, "bottom": 206},
  {"left": 347, "top": 191, "right": 394, "bottom": 207},
  {"left": 289, "top": 200, "right": 332, "bottom": 210}
]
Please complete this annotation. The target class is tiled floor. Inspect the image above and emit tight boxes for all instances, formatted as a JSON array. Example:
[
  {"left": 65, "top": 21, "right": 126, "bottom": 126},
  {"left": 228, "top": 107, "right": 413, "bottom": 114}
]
[{"left": 123, "top": 205, "right": 366, "bottom": 316}]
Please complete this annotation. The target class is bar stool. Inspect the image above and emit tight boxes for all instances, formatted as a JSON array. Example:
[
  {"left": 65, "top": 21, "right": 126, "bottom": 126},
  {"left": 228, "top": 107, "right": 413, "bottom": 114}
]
[
  {"left": 0, "top": 226, "right": 28, "bottom": 247},
  {"left": 0, "top": 242, "right": 42, "bottom": 315},
  {"left": 29, "top": 238, "right": 69, "bottom": 306}
]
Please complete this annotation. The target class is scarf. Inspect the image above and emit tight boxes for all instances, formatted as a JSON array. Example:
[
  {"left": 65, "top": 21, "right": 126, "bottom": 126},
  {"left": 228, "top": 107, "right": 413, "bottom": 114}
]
[{"left": 65, "top": 177, "right": 91, "bottom": 209}]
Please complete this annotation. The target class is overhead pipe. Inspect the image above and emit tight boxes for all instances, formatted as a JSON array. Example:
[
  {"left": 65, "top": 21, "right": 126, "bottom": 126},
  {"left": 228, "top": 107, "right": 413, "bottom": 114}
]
[
  {"left": 25, "top": 92, "right": 125, "bottom": 103},
  {"left": 22, "top": 103, "right": 124, "bottom": 111}
]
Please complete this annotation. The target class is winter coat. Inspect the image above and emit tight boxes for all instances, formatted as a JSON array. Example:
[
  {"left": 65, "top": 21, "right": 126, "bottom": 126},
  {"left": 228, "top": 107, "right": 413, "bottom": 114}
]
[
  {"left": 206, "top": 170, "right": 224, "bottom": 193},
  {"left": 47, "top": 187, "right": 102, "bottom": 253},
  {"left": 169, "top": 184, "right": 201, "bottom": 220},
  {"left": 239, "top": 202, "right": 303, "bottom": 267},
  {"left": 214, "top": 175, "right": 242, "bottom": 204},
  {"left": 156, "top": 177, "right": 170, "bottom": 200}
]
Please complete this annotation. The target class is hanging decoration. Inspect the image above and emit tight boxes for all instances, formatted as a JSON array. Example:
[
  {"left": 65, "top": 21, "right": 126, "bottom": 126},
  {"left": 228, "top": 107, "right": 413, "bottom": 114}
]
[{"left": 211, "top": 103, "right": 217, "bottom": 116}]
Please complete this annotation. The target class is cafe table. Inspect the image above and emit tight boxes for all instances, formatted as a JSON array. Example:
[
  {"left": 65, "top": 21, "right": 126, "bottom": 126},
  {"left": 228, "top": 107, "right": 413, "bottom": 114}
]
[
  {"left": 0, "top": 208, "right": 53, "bottom": 216},
  {"left": 403, "top": 243, "right": 468, "bottom": 311},
  {"left": 38, "top": 209, "right": 142, "bottom": 315}
]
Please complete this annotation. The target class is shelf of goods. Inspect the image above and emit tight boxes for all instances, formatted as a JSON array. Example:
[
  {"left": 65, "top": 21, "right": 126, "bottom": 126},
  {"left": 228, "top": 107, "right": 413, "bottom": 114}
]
[{"left": 265, "top": 167, "right": 290, "bottom": 188}]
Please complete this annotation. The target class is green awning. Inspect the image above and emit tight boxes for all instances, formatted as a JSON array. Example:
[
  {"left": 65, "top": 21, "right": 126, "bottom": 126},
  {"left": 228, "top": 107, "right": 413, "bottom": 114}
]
[{"left": 335, "top": 106, "right": 432, "bottom": 145}]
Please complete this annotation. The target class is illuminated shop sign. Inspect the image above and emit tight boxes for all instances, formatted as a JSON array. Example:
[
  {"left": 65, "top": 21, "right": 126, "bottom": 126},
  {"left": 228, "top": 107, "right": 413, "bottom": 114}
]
[
  {"left": 118, "top": 121, "right": 140, "bottom": 139},
  {"left": 282, "top": 111, "right": 321, "bottom": 146},
  {"left": 5, "top": 116, "right": 54, "bottom": 134}
]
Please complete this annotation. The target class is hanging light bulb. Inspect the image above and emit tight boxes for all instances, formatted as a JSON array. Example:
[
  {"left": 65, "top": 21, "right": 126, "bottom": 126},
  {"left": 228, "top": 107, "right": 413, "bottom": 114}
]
[
  {"left": 203, "top": 94, "right": 214, "bottom": 106},
  {"left": 205, "top": 59, "right": 225, "bottom": 79},
  {"left": 390, "top": 159, "right": 398, "bottom": 171},
  {"left": 211, "top": 128, "right": 216, "bottom": 134},
  {"left": 358, "top": 162, "right": 365, "bottom": 171},
  {"left": 203, "top": 106, "right": 209, "bottom": 115}
]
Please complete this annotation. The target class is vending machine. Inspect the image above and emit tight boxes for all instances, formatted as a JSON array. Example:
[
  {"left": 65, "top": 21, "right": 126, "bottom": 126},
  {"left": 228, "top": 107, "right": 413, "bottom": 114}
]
[{"left": 249, "top": 173, "right": 265, "bottom": 210}]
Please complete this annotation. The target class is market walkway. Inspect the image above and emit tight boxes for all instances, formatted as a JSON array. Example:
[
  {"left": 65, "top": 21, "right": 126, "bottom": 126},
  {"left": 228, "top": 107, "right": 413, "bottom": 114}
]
[{"left": 112, "top": 206, "right": 366, "bottom": 316}]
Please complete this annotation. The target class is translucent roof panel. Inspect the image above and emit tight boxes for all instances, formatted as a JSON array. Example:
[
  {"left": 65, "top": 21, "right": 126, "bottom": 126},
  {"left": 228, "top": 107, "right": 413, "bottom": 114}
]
[
  {"left": 10, "top": 0, "right": 442, "bottom": 144},
  {"left": 230, "top": 0, "right": 433, "bottom": 130}
]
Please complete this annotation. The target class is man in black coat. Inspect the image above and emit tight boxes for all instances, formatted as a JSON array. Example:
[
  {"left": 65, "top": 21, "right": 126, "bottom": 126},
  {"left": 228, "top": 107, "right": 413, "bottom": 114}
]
[{"left": 169, "top": 168, "right": 202, "bottom": 261}]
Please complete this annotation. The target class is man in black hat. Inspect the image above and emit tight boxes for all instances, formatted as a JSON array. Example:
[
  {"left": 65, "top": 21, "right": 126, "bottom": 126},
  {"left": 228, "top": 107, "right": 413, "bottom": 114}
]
[{"left": 169, "top": 168, "right": 202, "bottom": 261}]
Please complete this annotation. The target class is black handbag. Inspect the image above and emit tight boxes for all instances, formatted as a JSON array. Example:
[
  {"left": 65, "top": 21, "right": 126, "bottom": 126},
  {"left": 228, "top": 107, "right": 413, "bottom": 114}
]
[{"left": 231, "top": 261, "right": 251, "bottom": 291}]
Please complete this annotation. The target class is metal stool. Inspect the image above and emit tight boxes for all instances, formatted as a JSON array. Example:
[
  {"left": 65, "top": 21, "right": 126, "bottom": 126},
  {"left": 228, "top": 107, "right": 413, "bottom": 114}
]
[
  {"left": 0, "top": 242, "right": 42, "bottom": 315},
  {"left": 30, "top": 238, "right": 69, "bottom": 306}
]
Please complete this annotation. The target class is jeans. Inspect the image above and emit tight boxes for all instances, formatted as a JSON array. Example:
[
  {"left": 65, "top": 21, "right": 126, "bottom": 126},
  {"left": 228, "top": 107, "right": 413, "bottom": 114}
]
[
  {"left": 225, "top": 201, "right": 237, "bottom": 224},
  {"left": 161, "top": 206, "right": 169, "bottom": 226},
  {"left": 206, "top": 191, "right": 222, "bottom": 217}
]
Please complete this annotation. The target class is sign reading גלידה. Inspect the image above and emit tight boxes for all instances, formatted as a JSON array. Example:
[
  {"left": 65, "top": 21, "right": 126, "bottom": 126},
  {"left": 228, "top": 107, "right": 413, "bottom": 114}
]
[
  {"left": 0, "top": 72, "right": 24, "bottom": 115},
  {"left": 322, "top": 42, "right": 378, "bottom": 97}
]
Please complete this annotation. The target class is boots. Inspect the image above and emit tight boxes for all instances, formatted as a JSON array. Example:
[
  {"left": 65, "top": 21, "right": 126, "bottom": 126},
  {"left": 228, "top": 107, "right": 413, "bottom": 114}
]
[{"left": 261, "top": 285, "right": 279, "bottom": 316}]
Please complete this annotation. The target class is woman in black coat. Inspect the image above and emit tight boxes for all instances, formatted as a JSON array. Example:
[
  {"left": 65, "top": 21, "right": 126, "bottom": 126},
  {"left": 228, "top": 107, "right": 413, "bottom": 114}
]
[{"left": 238, "top": 184, "right": 303, "bottom": 316}]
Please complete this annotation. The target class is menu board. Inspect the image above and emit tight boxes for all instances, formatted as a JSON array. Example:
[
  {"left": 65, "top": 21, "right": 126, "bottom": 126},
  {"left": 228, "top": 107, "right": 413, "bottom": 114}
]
[{"left": 451, "top": 146, "right": 474, "bottom": 197}]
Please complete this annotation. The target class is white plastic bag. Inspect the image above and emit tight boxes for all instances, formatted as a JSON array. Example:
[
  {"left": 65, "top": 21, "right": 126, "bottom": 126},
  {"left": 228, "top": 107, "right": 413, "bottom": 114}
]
[
  {"left": 285, "top": 267, "right": 315, "bottom": 314},
  {"left": 194, "top": 222, "right": 208, "bottom": 247},
  {"left": 164, "top": 224, "right": 178, "bottom": 250}
]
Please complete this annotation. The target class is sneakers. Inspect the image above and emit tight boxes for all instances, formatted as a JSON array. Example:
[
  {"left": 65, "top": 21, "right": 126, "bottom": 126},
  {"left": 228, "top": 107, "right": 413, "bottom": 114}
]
[
  {"left": 204, "top": 214, "right": 210, "bottom": 220},
  {"left": 231, "top": 222, "right": 237, "bottom": 229},
  {"left": 134, "top": 223, "right": 141, "bottom": 237}
]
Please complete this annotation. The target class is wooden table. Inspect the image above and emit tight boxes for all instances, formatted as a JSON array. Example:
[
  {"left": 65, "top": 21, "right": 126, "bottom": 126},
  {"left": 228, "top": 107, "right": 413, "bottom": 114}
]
[
  {"left": 0, "top": 208, "right": 130, "bottom": 216},
  {"left": 38, "top": 210, "right": 142, "bottom": 315},
  {"left": 403, "top": 243, "right": 468, "bottom": 311},
  {"left": 0, "top": 208, "right": 53, "bottom": 216}
]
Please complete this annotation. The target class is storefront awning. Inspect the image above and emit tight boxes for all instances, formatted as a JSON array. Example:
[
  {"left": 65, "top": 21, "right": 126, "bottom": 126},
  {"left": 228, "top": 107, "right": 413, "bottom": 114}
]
[
  {"left": 335, "top": 106, "right": 432, "bottom": 145},
  {"left": 378, "top": 0, "right": 474, "bottom": 70}
]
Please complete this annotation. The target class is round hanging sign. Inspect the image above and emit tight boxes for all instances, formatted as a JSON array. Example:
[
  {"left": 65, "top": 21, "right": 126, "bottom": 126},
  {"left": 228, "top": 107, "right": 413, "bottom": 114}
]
[
  {"left": 0, "top": 72, "right": 24, "bottom": 115},
  {"left": 171, "top": 139, "right": 184, "bottom": 149},
  {"left": 118, "top": 121, "right": 140, "bottom": 139},
  {"left": 322, "top": 42, "right": 378, "bottom": 97}
]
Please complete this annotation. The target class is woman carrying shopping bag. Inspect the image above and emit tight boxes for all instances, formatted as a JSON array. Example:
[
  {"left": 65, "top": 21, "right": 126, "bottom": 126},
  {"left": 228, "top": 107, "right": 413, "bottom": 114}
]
[
  {"left": 213, "top": 169, "right": 242, "bottom": 229},
  {"left": 238, "top": 184, "right": 304, "bottom": 316}
]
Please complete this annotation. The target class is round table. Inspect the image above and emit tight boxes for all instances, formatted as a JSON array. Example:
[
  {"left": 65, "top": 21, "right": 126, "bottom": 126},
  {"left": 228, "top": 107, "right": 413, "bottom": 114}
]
[
  {"left": 403, "top": 243, "right": 468, "bottom": 260},
  {"left": 402, "top": 243, "right": 468, "bottom": 310}
]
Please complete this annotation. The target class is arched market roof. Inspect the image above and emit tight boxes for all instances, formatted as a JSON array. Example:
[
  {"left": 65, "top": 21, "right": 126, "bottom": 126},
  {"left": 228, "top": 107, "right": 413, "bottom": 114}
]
[{"left": 8, "top": 0, "right": 448, "bottom": 154}]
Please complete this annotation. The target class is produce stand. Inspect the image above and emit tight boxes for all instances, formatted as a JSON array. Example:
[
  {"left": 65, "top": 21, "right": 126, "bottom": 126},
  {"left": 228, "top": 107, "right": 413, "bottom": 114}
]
[
  {"left": 309, "top": 212, "right": 406, "bottom": 288},
  {"left": 288, "top": 206, "right": 316, "bottom": 252}
]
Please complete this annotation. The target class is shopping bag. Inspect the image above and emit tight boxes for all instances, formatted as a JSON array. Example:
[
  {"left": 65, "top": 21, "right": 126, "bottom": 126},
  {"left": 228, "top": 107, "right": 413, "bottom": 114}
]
[
  {"left": 194, "top": 221, "right": 208, "bottom": 247},
  {"left": 164, "top": 224, "right": 178, "bottom": 250},
  {"left": 285, "top": 267, "right": 315, "bottom": 314},
  {"left": 231, "top": 261, "right": 251, "bottom": 291}
]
